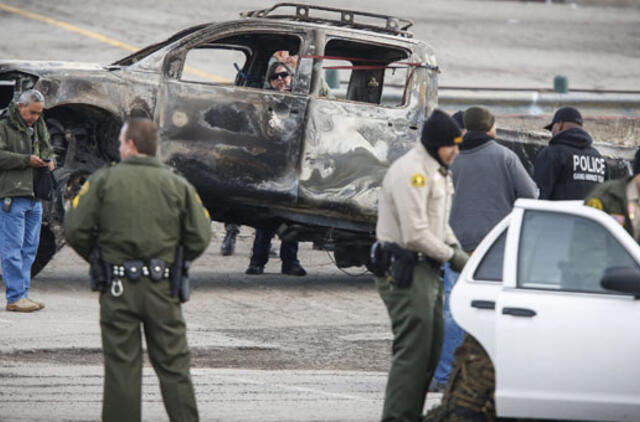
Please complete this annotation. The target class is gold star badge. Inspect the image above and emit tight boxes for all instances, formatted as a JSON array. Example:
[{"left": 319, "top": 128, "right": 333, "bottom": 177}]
[{"left": 410, "top": 173, "right": 427, "bottom": 188}]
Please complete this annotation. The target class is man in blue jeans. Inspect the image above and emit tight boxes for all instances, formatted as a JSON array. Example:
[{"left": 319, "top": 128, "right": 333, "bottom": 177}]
[{"left": 0, "top": 89, "right": 54, "bottom": 312}]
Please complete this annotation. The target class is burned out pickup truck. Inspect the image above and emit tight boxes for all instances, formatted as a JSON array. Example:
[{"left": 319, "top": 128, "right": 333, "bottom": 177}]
[{"left": 0, "top": 3, "right": 634, "bottom": 274}]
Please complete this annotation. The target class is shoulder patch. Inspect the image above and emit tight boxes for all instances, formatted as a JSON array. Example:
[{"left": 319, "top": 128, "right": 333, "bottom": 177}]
[
  {"left": 72, "top": 181, "right": 91, "bottom": 209},
  {"left": 410, "top": 173, "right": 427, "bottom": 188},
  {"left": 586, "top": 198, "right": 603, "bottom": 210}
]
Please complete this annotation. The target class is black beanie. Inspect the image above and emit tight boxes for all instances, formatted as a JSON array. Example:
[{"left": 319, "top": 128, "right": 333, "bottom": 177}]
[
  {"left": 421, "top": 109, "right": 462, "bottom": 149},
  {"left": 421, "top": 109, "right": 462, "bottom": 167},
  {"left": 633, "top": 148, "right": 640, "bottom": 175}
]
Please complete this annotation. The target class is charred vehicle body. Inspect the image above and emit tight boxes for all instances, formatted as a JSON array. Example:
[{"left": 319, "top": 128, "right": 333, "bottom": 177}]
[{"left": 0, "top": 3, "right": 634, "bottom": 274}]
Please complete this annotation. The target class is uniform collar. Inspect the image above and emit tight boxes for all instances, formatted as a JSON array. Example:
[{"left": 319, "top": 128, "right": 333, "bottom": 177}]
[
  {"left": 121, "top": 155, "right": 163, "bottom": 167},
  {"left": 415, "top": 143, "right": 449, "bottom": 176}
]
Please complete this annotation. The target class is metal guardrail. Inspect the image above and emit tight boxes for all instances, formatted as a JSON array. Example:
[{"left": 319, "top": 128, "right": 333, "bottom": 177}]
[
  {"left": 438, "top": 88, "right": 640, "bottom": 117},
  {"left": 328, "top": 86, "right": 640, "bottom": 117}
]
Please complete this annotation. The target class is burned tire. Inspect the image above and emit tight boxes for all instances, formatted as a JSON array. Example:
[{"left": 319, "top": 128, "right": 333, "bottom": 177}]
[
  {"left": 31, "top": 225, "right": 56, "bottom": 277},
  {"left": 26, "top": 106, "right": 121, "bottom": 276}
]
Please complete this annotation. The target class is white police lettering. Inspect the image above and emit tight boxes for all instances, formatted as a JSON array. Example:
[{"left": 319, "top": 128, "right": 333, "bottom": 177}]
[{"left": 572, "top": 154, "right": 606, "bottom": 183}]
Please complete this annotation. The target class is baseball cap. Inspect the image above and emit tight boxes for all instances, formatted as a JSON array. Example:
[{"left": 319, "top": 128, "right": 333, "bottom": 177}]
[{"left": 544, "top": 106, "right": 583, "bottom": 131}]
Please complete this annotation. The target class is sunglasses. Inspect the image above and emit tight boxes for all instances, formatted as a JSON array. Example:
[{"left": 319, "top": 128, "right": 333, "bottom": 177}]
[{"left": 269, "top": 71, "right": 290, "bottom": 81}]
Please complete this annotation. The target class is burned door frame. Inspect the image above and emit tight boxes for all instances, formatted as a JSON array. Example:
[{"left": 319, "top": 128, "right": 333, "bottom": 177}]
[
  {"left": 299, "top": 34, "right": 428, "bottom": 227},
  {"left": 155, "top": 26, "right": 313, "bottom": 222}
]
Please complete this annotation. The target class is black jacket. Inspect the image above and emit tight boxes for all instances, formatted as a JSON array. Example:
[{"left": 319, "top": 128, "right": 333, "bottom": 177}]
[{"left": 533, "top": 127, "right": 607, "bottom": 200}]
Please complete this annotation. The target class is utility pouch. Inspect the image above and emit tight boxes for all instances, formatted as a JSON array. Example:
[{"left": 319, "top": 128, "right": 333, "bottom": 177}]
[
  {"left": 89, "top": 248, "right": 110, "bottom": 292},
  {"left": 385, "top": 243, "right": 417, "bottom": 289},
  {"left": 149, "top": 259, "right": 166, "bottom": 282},
  {"left": 123, "top": 260, "right": 143, "bottom": 281},
  {"left": 369, "top": 241, "right": 391, "bottom": 277}
]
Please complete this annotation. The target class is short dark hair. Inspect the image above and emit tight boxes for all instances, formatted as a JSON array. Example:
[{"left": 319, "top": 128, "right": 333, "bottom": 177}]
[{"left": 123, "top": 118, "right": 158, "bottom": 156}]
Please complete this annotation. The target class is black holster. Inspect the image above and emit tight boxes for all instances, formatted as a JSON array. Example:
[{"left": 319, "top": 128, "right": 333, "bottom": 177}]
[
  {"left": 89, "top": 247, "right": 111, "bottom": 292},
  {"left": 170, "top": 245, "right": 191, "bottom": 303},
  {"left": 383, "top": 243, "right": 417, "bottom": 289},
  {"left": 369, "top": 241, "right": 391, "bottom": 277}
]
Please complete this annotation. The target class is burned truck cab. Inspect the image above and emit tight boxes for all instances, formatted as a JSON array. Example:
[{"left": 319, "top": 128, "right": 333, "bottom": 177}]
[{"left": 153, "top": 4, "right": 439, "bottom": 268}]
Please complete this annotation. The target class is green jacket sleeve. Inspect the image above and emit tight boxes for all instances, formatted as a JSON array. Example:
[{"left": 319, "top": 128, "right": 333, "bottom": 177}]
[
  {"left": 181, "top": 182, "right": 212, "bottom": 261},
  {"left": 63, "top": 171, "right": 105, "bottom": 262},
  {"left": 0, "top": 126, "right": 30, "bottom": 170}
]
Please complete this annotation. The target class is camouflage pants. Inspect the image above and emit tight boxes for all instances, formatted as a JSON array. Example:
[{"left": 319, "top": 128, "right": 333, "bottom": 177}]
[{"left": 423, "top": 335, "right": 496, "bottom": 422}]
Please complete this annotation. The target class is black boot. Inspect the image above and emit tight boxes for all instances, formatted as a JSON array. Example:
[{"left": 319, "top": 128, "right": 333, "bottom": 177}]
[{"left": 221, "top": 225, "right": 239, "bottom": 256}]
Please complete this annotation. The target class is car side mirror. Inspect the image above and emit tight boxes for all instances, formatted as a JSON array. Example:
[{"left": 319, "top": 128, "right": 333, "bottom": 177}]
[{"left": 601, "top": 266, "right": 640, "bottom": 299}]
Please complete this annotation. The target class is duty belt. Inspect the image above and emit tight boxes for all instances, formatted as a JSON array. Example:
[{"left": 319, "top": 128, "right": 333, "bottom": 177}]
[{"left": 111, "top": 259, "right": 171, "bottom": 283}]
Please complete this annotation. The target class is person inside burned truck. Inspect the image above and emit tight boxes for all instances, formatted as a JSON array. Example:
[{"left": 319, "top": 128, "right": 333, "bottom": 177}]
[
  {"left": 373, "top": 109, "right": 468, "bottom": 421},
  {"left": 244, "top": 60, "right": 307, "bottom": 276},
  {"left": 266, "top": 60, "right": 294, "bottom": 92}
]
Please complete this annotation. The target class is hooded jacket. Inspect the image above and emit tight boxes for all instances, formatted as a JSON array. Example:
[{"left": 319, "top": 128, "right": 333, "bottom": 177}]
[
  {"left": 533, "top": 127, "right": 607, "bottom": 200},
  {"left": 0, "top": 102, "right": 52, "bottom": 198},
  {"left": 450, "top": 132, "right": 537, "bottom": 251}
]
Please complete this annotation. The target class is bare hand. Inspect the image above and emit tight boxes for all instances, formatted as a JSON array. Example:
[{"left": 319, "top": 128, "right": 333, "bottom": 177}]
[
  {"left": 47, "top": 160, "right": 56, "bottom": 171},
  {"left": 29, "top": 155, "right": 47, "bottom": 168}
]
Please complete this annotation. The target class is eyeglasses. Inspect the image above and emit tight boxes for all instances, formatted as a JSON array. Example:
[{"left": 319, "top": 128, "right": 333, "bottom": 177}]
[{"left": 269, "top": 71, "right": 290, "bottom": 81}]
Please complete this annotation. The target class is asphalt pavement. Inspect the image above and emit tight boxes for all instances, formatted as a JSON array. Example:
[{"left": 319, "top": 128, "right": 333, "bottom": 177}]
[{"left": 0, "top": 224, "right": 443, "bottom": 421}]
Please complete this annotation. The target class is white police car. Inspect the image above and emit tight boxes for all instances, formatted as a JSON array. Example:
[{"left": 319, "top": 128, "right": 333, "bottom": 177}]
[{"left": 451, "top": 198, "right": 640, "bottom": 421}]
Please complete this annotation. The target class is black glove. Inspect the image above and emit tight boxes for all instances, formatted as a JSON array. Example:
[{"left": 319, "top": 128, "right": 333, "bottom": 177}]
[{"left": 449, "top": 246, "right": 469, "bottom": 273}]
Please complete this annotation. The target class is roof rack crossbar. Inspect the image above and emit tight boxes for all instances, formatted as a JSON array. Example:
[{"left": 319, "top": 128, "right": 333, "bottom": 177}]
[{"left": 240, "top": 3, "right": 414, "bottom": 38}]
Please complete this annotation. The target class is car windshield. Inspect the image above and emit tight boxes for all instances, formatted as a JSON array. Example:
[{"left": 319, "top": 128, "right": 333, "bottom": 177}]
[{"left": 111, "top": 24, "right": 209, "bottom": 66}]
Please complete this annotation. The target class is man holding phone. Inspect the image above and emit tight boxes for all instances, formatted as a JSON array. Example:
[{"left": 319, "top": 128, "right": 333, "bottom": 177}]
[{"left": 0, "top": 89, "right": 54, "bottom": 312}]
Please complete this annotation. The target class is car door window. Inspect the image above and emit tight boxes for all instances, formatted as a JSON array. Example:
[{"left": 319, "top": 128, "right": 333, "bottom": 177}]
[
  {"left": 323, "top": 39, "right": 410, "bottom": 107},
  {"left": 517, "top": 210, "right": 639, "bottom": 293},
  {"left": 171, "top": 32, "right": 303, "bottom": 90},
  {"left": 473, "top": 229, "right": 506, "bottom": 282},
  {"left": 181, "top": 48, "right": 247, "bottom": 84}
]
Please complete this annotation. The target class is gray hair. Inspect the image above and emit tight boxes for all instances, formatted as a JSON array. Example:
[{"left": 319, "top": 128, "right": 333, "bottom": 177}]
[
  {"left": 267, "top": 61, "right": 294, "bottom": 79},
  {"left": 17, "top": 89, "right": 45, "bottom": 106}
]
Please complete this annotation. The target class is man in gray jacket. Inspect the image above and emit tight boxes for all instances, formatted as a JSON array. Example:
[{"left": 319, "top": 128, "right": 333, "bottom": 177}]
[
  {"left": 450, "top": 106, "right": 537, "bottom": 252},
  {"left": 430, "top": 106, "right": 537, "bottom": 391}
]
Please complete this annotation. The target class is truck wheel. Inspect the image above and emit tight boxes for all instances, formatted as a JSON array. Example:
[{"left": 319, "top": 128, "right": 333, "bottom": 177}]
[{"left": 31, "top": 225, "right": 56, "bottom": 277}]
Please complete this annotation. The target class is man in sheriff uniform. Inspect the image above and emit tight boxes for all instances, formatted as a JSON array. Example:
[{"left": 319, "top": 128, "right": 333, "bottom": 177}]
[
  {"left": 375, "top": 109, "right": 469, "bottom": 422},
  {"left": 585, "top": 148, "right": 640, "bottom": 241},
  {"left": 64, "top": 118, "right": 211, "bottom": 422}
]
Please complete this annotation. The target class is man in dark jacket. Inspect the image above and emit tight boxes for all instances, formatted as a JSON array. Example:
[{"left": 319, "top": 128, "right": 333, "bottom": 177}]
[
  {"left": 534, "top": 106, "right": 607, "bottom": 200},
  {"left": 0, "top": 89, "right": 54, "bottom": 312}
]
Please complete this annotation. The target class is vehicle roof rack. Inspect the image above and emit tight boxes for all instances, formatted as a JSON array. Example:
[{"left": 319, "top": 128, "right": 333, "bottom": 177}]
[{"left": 240, "top": 3, "right": 414, "bottom": 38}]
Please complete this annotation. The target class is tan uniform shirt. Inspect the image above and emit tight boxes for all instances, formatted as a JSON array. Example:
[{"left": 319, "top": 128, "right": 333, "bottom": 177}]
[
  {"left": 376, "top": 144, "right": 458, "bottom": 262},
  {"left": 626, "top": 179, "right": 640, "bottom": 242}
]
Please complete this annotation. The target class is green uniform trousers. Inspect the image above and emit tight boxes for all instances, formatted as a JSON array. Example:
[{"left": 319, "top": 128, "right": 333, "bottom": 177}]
[
  {"left": 100, "top": 276, "right": 198, "bottom": 422},
  {"left": 376, "top": 262, "right": 444, "bottom": 422}
]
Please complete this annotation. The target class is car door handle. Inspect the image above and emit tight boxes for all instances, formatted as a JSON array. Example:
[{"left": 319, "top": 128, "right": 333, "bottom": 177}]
[
  {"left": 502, "top": 307, "right": 536, "bottom": 317},
  {"left": 471, "top": 300, "right": 495, "bottom": 310}
]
